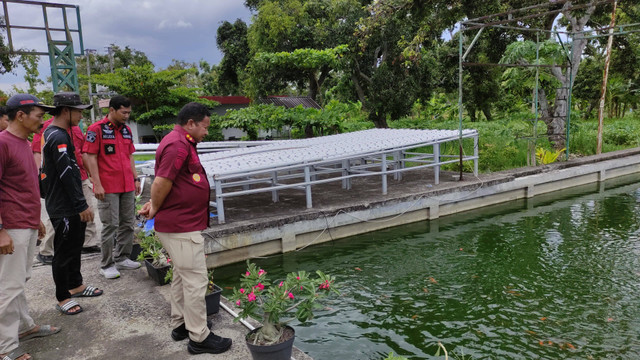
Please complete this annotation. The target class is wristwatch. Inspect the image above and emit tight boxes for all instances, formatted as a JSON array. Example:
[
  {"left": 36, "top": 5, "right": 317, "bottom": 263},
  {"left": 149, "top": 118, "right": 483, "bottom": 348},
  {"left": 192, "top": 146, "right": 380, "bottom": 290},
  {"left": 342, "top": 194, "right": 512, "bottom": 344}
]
[
  {"left": 0, "top": 223, "right": 4, "bottom": 230},
  {"left": 134, "top": 177, "right": 141, "bottom": 183}
]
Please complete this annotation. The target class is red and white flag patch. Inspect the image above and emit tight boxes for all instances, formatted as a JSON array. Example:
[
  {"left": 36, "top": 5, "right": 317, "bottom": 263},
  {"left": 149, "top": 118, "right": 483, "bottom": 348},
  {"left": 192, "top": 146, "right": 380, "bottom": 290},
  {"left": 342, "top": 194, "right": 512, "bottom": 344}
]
[{"left": 57, "top": 144, "right": 67, "bottom": 152}]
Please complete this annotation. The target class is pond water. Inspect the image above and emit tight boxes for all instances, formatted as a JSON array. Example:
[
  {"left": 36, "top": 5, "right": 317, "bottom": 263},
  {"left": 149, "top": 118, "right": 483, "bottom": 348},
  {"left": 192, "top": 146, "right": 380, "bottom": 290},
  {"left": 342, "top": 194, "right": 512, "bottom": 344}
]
[{"left": 215, "top": 175, "right": 640, "bottom": 359}]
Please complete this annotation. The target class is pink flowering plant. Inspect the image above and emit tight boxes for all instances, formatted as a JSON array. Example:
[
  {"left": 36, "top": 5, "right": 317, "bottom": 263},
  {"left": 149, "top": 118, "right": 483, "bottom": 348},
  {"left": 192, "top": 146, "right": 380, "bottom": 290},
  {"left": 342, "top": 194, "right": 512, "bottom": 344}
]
[{"left": 230, "top": 261, "right": 338, "bottom": 345}]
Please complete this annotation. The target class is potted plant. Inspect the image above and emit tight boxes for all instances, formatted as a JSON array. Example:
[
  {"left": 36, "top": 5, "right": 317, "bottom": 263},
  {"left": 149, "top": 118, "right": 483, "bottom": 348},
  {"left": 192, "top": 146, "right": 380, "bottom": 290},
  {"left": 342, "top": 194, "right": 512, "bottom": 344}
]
[
  {"left": 205, "top": 269, "right": 223, "bottom": 315},
  {"left": 136, "top": 231, "right": 171, "bottom": 286},
  {"left": 230, "top": 261, "right": 338, "bottom": 360}
]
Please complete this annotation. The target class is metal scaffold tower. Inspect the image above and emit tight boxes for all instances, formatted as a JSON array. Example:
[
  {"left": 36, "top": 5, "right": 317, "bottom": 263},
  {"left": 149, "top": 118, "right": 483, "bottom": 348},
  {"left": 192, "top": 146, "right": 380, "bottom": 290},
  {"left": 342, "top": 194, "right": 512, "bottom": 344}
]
[
  {"left": 1, "top": 0, "right": 84, "bottom": 92},
  {"left": 457, "top": 0, "right": 640, "bottom": 162}
]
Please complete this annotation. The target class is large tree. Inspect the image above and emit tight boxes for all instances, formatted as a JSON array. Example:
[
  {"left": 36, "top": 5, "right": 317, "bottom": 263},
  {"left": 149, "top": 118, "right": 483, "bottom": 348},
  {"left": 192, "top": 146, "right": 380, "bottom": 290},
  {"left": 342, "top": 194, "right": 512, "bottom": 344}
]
[
  {"left": 497, "top": 0, "right": 605, "bottom": 148},
  {"left": 216, "top": 19, "right": 251, "bottom": 95},
  {"left": 246, "top": 0, "right": 363, "bottom": 103},
  {"left": 349, "top": 0, "right": 454, "bottom": 127},
  {"left": 91, "top": 64, "right": 216, "bottom": 127}
]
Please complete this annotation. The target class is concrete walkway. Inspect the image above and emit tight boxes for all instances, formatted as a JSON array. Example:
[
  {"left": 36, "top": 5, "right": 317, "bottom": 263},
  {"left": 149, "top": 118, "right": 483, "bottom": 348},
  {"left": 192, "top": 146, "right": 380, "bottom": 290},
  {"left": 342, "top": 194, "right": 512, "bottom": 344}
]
[{"left": 22, "top": 253, "right": 312, "bottom": 360}]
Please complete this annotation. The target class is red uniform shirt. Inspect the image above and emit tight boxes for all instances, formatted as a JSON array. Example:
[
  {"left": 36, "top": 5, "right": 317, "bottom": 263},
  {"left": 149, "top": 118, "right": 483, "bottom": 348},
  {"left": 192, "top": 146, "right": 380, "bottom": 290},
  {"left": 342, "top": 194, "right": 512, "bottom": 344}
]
[
  {"left": 82, "top": 117, "right": 136, "bottom": 194},
  {"left": 33, "top": 118, "right": 88, "bottom": 180},
  {"left": 0, "top": 131, "right": 40, "bottom": 229},
  {"left": 154, "top": 125, "right": 210, "bottom": 233}
]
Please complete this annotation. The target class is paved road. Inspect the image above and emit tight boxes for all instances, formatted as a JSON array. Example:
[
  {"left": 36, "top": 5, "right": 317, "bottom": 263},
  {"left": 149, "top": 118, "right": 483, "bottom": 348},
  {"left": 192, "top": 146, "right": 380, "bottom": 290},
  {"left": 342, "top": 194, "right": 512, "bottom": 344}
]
[{"left": 21, "top": 253, "right": 312, "bottom": 360}]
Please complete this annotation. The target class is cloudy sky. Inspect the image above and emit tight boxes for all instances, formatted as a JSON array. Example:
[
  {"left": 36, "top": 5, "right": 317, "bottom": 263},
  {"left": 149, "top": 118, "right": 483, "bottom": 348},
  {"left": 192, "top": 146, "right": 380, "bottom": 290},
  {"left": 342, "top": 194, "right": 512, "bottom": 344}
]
[{"left": 0, "top": 0, "right": 253, "bottom": 92}]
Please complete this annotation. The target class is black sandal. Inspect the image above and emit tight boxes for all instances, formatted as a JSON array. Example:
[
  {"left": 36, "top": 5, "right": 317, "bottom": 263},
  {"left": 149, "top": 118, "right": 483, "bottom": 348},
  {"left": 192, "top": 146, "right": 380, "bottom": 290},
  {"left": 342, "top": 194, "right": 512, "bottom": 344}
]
[
  {"left": 56, "top": 300, "right": 83, "bottom": 315},
  {"left": 70, "top": 285, "right": 103, "bottom": 298}
]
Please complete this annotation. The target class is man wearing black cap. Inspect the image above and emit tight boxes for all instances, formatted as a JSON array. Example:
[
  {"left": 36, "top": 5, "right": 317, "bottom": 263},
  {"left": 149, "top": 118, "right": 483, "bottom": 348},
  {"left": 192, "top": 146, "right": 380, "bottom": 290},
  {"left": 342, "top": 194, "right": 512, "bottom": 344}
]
[
  {"left": 0, "top": 94, "right": 60, "bottom": 360},
  {"left": 41, "top": 92, "right": 102, "bottom": 316}
]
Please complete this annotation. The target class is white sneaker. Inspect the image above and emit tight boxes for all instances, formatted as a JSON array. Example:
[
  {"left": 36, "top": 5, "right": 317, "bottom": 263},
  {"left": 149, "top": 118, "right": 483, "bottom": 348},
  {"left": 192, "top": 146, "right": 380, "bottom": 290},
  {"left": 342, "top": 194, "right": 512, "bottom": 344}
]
[
  {"left": 115, "top": 258, "right": 142, "bottom": 270},
  {"left": 100, "top": 266, "right": 121, "bottom": 279}
]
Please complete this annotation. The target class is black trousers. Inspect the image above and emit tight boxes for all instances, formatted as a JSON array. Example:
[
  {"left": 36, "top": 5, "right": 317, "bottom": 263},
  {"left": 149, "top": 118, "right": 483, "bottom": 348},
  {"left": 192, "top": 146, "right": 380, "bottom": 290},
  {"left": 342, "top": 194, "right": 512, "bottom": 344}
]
[{"left": 51, "top": 215, "right": 86, "bottom": 302}]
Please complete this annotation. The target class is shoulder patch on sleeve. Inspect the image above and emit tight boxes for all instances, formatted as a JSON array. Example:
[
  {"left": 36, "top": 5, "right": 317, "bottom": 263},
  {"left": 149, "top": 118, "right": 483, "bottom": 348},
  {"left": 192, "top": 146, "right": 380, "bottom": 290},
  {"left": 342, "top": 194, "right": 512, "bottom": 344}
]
[{"left": 86, "top": 131, "right": 97, "bottom": 143}]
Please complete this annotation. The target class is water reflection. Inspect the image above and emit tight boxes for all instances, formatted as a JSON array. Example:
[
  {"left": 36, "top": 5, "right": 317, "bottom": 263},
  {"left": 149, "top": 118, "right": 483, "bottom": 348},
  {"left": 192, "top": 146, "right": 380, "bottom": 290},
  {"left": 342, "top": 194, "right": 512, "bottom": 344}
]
[{"left": 215, "top": 177, "right": 640, "bottom": 359}]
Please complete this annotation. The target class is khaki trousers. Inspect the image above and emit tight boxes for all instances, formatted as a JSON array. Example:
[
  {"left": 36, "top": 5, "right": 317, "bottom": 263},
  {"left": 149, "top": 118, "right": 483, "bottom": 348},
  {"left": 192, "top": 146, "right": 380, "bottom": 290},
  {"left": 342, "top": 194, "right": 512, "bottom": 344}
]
[
  {"left": 157, "top": 231, "right": 210, "bottom": 343},
  {"left": 38, "top": 198, "right": 55, "bottom": 257},
  {"left": 81, "top": 179, "right": 100, "bottom": 248},
  {"left": 0, "top": 229, "right": 37, "bottom": 354}
]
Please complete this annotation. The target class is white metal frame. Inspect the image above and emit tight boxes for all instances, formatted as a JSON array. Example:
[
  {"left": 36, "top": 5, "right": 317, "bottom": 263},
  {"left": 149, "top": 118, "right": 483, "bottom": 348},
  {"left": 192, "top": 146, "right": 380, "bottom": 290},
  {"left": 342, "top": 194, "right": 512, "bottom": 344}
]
[{"left": 202, "top": 129, "right": 479, "bottom": 223}]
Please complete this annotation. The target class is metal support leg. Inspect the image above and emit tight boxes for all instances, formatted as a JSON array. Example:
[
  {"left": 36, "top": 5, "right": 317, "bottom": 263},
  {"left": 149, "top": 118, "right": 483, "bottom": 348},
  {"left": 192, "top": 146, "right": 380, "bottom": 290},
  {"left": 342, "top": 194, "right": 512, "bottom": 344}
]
[
  {"left": 304, "top": 166, "right": 312, "bottom": 208},
  {"left": 341, "top": 160, "right": 351, "bottom": 189},
  {"left": 271, "top": 171, "right": 279, "bottom": 202},
  {"left": 473, "top": 135, "right": 479, "bottom": 176},
  {"left": 393, "top": 151, "right": 401, "bottom": 180},
  {"left": 215, "top": 180, "right": 225, "bottom": 224},
  {"left": 434, "top": 144, "right": 440, "bottom": 185},
  {"left": 382, "top": 154, "right": 388, "bottom": 195}
]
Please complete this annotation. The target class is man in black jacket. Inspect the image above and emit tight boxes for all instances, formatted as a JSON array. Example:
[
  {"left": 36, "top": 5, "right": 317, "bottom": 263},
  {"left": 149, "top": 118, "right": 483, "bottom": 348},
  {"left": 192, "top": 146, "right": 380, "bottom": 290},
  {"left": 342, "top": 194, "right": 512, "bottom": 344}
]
[{"left": 41, "top": 92, "right": 102, "bottom": 315}]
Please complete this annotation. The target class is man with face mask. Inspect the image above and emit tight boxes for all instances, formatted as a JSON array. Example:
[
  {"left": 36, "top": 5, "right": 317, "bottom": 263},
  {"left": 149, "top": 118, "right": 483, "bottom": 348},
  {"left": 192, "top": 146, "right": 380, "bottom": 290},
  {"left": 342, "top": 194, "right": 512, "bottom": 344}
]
[{"left": 41, "top": 92, "right": 102, "bottom": 316}]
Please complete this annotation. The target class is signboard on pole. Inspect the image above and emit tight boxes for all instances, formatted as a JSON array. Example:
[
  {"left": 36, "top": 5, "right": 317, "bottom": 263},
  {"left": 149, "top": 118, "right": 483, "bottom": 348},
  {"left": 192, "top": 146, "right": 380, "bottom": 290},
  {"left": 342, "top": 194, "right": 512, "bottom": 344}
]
[{"left": 98, "top": 99, "right": 110, "bottom": 108}]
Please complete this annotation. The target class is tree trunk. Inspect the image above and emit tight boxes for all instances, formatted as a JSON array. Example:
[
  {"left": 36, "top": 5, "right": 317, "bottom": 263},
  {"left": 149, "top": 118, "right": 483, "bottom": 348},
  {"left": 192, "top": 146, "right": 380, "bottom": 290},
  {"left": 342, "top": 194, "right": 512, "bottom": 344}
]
[
  {"left": 481, "top": 103, "right": 492, "bottom": 121},
  {"left": 304, "top": 125, "right": 314, "bottom": 138},
  {"left": 370, "top": 112, "right": 388, "bottom": 128},
  {"left": 545, "top": 0, "right": 597, "bottom": 150},
  {"left": 308, "top": 72, "right": 318, "bottom": 101},
  {"left": 468, "top": 106, "right": 477, "bottom": 122},
  {"left": 548, "top": 87, "right": 568, "bottom": 148}
]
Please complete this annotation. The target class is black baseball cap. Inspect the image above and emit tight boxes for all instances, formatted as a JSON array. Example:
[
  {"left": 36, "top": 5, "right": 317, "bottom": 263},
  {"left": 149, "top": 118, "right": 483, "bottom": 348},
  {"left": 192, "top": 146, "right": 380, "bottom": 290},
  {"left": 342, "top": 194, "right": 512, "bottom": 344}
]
[
  {"left": 53, "top": 92, "right": 93, "bottom": 110},
  {"left": 6, "top": 94, "right": 55, "bottom": 111}
]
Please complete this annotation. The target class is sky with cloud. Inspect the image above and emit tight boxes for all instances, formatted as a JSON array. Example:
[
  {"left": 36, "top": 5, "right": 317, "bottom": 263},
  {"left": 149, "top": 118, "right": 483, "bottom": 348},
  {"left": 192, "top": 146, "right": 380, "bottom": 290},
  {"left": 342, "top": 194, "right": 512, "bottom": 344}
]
[{"left": 0, "top": 0, "right": 252, "bottom": 93}]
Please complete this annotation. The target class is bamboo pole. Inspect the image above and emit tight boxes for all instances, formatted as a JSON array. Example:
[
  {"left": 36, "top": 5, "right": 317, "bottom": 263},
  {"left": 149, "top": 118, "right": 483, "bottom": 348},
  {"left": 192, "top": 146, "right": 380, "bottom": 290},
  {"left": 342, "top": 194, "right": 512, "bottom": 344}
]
[{"left": 597, "top": 0, "right": 617, "bottom": 154}]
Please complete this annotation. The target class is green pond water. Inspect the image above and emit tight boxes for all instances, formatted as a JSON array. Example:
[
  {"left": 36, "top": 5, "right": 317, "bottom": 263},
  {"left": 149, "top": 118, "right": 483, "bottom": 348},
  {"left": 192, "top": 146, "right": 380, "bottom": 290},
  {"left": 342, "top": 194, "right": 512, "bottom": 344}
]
[{"left": 215, "top": 175, "right": 640, "bottom": 359}]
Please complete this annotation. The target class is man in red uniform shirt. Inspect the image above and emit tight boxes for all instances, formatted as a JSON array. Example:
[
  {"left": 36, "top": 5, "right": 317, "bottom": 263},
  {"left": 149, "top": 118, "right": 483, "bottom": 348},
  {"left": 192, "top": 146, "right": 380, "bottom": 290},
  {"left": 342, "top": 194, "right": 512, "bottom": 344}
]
[
  {"left": 0, "top": 94, "right": 60, "bottom": 360},
  {"left": 139, "top": 102, "right": 231, "bottom": 355},
  {"left": 83, "top": 96, "right": 141, "bottom": 279},
  {"left": 33, "top": 116, "right": 101, "bottom": 265}
]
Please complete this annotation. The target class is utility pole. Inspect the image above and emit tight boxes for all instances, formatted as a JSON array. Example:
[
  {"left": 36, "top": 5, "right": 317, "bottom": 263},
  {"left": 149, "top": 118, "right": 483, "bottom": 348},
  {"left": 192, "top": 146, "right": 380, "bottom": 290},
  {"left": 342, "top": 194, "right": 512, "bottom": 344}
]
[
  {"left": 107, "top": 46, "right": 114, "bottom": 73},
  {"left": 85, "top": 48, "right": 96, "bottom": 123}
]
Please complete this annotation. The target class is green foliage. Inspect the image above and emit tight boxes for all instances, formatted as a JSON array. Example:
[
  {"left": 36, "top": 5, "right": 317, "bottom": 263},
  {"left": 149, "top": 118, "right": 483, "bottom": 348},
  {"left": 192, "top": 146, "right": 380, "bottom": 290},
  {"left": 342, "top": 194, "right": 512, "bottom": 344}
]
[
  {"left": 17, "top": 54, "right": 44, "bottom": 93},
  {"left": 206, "top": 269, "right": 217, "bottom": 295},
  {"left": 92, "top": 64, "right": 218, "bottom": 126},
  {"left": 569, "top": 117, "right": 640, "bottom": 155},
  {"left": 220, "top": 101, "right": 368, "bottom": 139},
  {"left": 383, "top": 352, "right": 409, "bottom": 360},
  {"left": 230, "top": 261, "right": 339, "bottom": 345},
  {"left": 152, "top": 114, "right": 224, "bottom": 142},
  {"left": 0, "top": 18, "right": 15, "bottom": 74},
  {"left": 536, "top": 147, "right": 566, "bottom": 164},
  {"left": 164, "top": 266, "right": 173, "bottom": 284},
  {"left": 217, "top": 19, "right": 250, "bottom": 95},
  {"left": 135, "top": 231, "right": 168, "bottom": 266}
]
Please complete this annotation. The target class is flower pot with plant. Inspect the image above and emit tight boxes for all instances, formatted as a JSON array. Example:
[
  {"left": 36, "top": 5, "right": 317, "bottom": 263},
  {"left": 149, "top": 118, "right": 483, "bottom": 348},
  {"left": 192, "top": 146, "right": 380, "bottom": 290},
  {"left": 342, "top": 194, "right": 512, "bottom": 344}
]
[
  {"left": 136, "top": 231, "right": 171, "bottom": 286},
  {"left": 205, "top": 269, "right": 223, "bottom": 315},
  {"left": 230, "top": 261, "right": 338, "bottom": 360}
]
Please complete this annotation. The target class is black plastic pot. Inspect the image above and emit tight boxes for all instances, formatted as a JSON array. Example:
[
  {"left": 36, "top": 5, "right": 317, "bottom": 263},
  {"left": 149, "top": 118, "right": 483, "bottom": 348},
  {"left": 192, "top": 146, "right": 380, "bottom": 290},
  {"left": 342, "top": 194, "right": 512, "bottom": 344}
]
[
  {"left": 245, "top": 326, "right": 295, "bottom": 360},
  {"left": 144, "top": 259, "right": 170, "bottom": 286},
  {"left": 130, "top": 243, "right": 142, "bottom": 261},
  {"left": 205, "top": 284, "right": 223, "bottom": 315}
]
